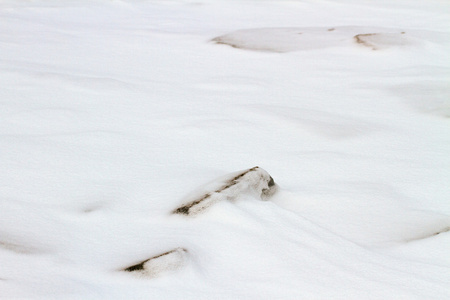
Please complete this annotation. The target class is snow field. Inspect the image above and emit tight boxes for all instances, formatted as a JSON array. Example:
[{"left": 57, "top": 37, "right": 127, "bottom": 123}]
[{"left": 1, "top": 0, "right": 449, "bottom": 299}]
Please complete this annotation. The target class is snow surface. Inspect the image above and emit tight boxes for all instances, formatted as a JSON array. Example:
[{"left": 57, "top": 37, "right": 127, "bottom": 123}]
[
  {"left": 211, "top": 26, "right": 437, "bottom": 52},
  {"left": 1, "top": 0, "right": 449, "bottom": 299}
]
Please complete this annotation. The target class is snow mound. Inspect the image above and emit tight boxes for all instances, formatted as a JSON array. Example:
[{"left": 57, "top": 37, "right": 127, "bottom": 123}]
[
  {"left": 212, "top": 27, "right": 426, "bottom": 52},
  {"left": 173, "top": 166, "right": 277, "bottom": 216}
]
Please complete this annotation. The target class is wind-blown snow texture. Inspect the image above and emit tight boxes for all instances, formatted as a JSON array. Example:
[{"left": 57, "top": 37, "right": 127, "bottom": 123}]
[{"left": 1, "top": 0, "right": 449, "bottom": 299}]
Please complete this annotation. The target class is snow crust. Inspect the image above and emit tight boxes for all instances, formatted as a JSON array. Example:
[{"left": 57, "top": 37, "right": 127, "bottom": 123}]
[{"left": 1, "top": 0, "right": 449, "bottom": 299}]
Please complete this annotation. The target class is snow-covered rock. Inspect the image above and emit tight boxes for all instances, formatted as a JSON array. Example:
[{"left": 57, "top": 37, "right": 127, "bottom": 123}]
[{"left": 173, "top": 166, "right": 277, "bottom": 216}]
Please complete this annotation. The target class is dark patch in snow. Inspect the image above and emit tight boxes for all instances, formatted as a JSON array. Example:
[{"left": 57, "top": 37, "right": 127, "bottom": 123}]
[
  {"left": 173, "top": 166, "right": 277, "bottom": 216},
  {"left": 354, "top": 33, "right": 378, "bottom": 50},
  {"left": 123, "top": 248, "right": 188, "bottom": 278},
  {"left": 173, "top": 192, "right": 212, "bottom": 215},
  {"left": 328, "top": 28, "right": 335, "bottom": 31},
  {"left": 124, "top": 248, "right": 187, "bottom": 272},
  {"left": 124, "top": 260, "right": 147, "bottom": 272},
  {"left": 354, "top": 32, "right": 412, "bottom": 50}
]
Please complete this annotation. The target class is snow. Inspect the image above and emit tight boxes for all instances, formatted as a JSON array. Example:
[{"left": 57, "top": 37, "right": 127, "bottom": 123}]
[
  {"left": 172, "top": 166, "right": 277, "bottom": 215},
  {"left": 211, "top": 26, "right": 444, "bottom": 52},
  {"left": 1, "top": 0, "right": 449, "bottom": 299}
]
